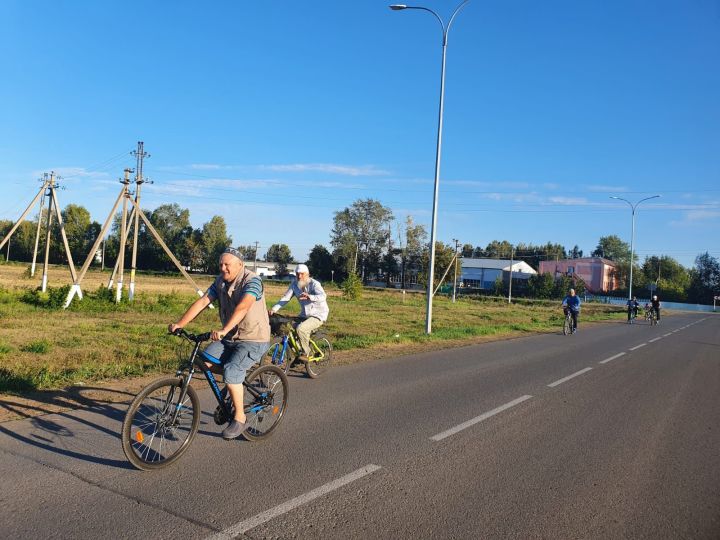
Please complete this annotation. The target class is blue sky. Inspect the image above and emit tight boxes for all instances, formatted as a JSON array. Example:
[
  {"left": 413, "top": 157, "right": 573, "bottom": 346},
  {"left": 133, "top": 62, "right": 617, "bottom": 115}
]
[{"left": 1, "top": 0, "right": 718, "bottom": 268}]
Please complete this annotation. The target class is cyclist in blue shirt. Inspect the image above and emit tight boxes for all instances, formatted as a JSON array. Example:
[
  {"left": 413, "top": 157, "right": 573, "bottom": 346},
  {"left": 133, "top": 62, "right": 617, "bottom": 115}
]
[
  {"left": 561, "top": 288, "right": 581, "bottom": 334},
  {"left": 626, "top": 296, "right": 640, "bottom": 323}
]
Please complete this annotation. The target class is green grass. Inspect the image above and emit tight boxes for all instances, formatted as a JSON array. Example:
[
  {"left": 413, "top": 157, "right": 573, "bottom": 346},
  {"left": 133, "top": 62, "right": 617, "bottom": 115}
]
[{"left": 0, "top": 282, "right": 626, "bottom": 392}]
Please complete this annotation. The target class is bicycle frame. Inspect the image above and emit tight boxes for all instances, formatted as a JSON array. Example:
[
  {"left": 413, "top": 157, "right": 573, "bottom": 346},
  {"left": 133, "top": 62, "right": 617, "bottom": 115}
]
[
  {"left": 268, "top": 328, "right": 327, "bottom": 368},
  {"left": 171, "top": 335, "right": 270, "bottom": 424}
]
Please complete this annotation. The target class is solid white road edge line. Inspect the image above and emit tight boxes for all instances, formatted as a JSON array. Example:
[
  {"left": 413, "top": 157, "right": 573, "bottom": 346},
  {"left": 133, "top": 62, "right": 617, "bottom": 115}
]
[
  {"left": 430, "top": 395, "right": 533, "bottom": 442},
  {"left": 599, "top": 352, "right": 626, "bottom": 364},
  {"left": 206, "top": 464, "right": 382, "bottom": 539},
  {"left": 629, "top": 343, "right": 647, "bottom": 351},
  {"left": 547, "top": 367, "right": 593, "bottom": 388}
]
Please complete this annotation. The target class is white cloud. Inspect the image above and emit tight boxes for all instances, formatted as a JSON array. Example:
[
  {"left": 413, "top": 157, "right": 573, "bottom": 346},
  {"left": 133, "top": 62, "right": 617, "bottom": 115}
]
[
  {"left": 548, "top": 196, "right": 589, "bottom": 205},
  {"left": 684, "top": 209, "right": 720, "bottom": 221},
  {"left": 259, "top": 163, "right": 389, "bottom": 177}
]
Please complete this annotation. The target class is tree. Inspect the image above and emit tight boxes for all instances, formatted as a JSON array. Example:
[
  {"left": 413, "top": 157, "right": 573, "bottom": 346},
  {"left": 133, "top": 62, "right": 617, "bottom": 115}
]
[
  {"left": 138, "top": 203, "right": 193, "bottom": 271},
  {"left": 640, "top": 255, "right": 690, "bottom": 302},
  {"left": 398, "top": 216, "right": 427, "bottom": 288},
  {"left": 0, "top": 218, "right": 37, "bottom": 262},
  {"left": 461, "top": 243, "right": 474, "bottom": 258},
  {"left": 419, "top": 241, "right": 455, "bottom": 290},
  {"left": 236, "top": 245, "right": 259, "bottom": 261},
  {"left": 569, "top": 245, "right": 583, "bottom": 259},
  {"left": 687, "top": 252, "right": 720, "bottom": 303},
  {"left": 307, "top": 244, "right": 333, "bottom": 281},
  {"left": 200, "top": 216, "right": 232, "bottom": 274},
  {"left": 592, "top": 235, "right": 634, "bottom": 289},
  {"left": 265, "top": 243, "right": 293, "bottom": 276},
  {"left": 330, "top": 198, "right": 394, "bottom": 282},
  {"left": 527, "top": 272, "right": 556, "bottom": 299},
  {"left": 57, "top": 204, "right": 100, "bottom": 265},
  {"left": 485, "top": 240, "right": 513, "bottom": 258},
  {"left": 592, "top": 235, "right": 631, "bottom": 262}
]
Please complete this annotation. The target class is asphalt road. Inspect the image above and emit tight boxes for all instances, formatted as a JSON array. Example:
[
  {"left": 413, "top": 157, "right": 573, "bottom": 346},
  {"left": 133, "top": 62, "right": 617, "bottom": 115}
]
[{"left": 1, "top": 312, "right": 718, "bottom": 539}]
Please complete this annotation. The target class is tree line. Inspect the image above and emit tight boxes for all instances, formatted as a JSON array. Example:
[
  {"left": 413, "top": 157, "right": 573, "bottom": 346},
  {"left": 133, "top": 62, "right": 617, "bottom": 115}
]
[{"left": 2, "top": 198, "right": 718, "bottom": 304}]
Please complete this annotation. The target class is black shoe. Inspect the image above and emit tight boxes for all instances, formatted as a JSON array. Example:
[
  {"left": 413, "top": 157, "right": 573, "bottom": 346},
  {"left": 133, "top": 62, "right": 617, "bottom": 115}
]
[{"left": 222, "top": 420, "right": 246, "bottom": 440}]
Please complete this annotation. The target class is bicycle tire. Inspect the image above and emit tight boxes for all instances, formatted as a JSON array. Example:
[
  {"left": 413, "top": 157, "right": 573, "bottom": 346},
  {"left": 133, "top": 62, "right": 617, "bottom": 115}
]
[
  {"left": 306, "top": 336, "right": 332, "bottom": 379},
  {"left": 121, "top": 377, "right": 200, "bottom": 471},
  {"left": 563, "top": 315, "right": 572, "bottom": 336},
  {"left": 243, "top": 365, "right": 289, "bottom": 441}
]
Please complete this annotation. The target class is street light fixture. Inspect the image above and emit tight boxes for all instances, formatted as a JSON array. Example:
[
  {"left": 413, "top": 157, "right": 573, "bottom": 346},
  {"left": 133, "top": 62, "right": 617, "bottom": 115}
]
[
  {"left": 609, "top": 195, "right": 660, "bottom": 301},
  {"left": 390, "top": 1, "right": 471, "bottom": 334}
]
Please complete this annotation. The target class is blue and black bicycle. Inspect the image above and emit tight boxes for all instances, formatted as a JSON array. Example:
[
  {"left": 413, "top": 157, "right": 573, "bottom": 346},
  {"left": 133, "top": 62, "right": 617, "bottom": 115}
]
[{"left": 121, "top": 329, "right": 289, "bottom": 471}]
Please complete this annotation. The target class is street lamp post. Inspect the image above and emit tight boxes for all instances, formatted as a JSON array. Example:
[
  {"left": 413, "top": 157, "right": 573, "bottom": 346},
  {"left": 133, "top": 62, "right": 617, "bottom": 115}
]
[
  {"left": 390, "top": 1, "right": 470, "bottom": 334},
  {"left": 610, "top": 195, "right": 660, "bottom": 301}
]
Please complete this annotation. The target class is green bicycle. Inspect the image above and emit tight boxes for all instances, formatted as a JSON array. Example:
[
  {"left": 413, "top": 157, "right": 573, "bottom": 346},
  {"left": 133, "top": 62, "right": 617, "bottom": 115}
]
[{"left": 266, "top": 314, "right": 332, "bottom": 378}]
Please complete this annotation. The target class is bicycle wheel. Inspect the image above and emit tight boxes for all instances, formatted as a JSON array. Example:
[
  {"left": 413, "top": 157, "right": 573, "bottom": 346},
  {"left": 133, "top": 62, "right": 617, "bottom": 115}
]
[
  {"left": 306, "top": 336, "right": 332, "bottom": 379},
  {"left": 563, "top": 315, "right": 571, "bottom": 336},
  {"left": 121, "top": 377, "right": 200, "bottom": 471},
  {"left": 243, "top": 365, "right": 289, "bottom": 441}
]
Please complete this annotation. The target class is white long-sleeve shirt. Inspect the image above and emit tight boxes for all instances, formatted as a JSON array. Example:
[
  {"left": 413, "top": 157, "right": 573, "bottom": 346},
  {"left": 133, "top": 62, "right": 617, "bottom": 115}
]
[{"left": 271, "top": 278, "right": 329, "bottom": 322}]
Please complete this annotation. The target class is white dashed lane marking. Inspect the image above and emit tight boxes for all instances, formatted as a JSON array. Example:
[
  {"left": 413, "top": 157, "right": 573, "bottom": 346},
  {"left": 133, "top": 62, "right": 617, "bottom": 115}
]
[
  {"left": 548, "top": 367, "right": 593, "bottom": 388},
  {"left": 648, "top": 337, "right": 662, "bottom": 343},
  {"left": 629, "top": 343, "right": 647, "bottom": 351},
  {"left": 206, "top": 465, "right": 382, "bottom": 539},
  {"left": 599, "top": 352, "right": 626, "bottom": 364},
  {"left": 431, "top": 395, "right": 533, "bottom": 441}
]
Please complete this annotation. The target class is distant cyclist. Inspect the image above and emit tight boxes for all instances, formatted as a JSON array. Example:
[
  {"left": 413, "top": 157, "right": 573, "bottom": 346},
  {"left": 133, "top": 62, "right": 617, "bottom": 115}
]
[
  {"left": 269, "top": 264, "right": 329, "bottom": 362},
  {"left": 651, "top": 294, "right": 661, "bottom": 323},
  {"left": 626, "top": 296, "right": 640, "bottom": 323},
  {"left": 561, "top": 288, "right": 581, "bottom": 334}
]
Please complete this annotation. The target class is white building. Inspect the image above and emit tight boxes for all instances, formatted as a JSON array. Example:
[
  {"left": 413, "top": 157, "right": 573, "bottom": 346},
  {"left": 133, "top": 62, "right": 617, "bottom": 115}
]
[
  {"left": 460, "top": 257, "right": 537, "bottom": 289},
  {"left": 250, "top": 261, "right": 278, "bottom": 278}
]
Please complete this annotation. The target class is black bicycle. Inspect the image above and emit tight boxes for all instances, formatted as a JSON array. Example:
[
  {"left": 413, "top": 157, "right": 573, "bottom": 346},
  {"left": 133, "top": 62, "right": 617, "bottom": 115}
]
[
  {"left": 121, "top": 329, "right": 289, "bottom": 471},
  {"left": 562, "top": 308, "right": 577, "bottom": 336}
]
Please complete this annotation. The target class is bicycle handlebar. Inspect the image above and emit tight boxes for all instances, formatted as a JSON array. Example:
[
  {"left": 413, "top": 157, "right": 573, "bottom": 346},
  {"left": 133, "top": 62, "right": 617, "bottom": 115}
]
[
  {"left": 171, "top": 328, "right": 212, "bottom": 343},
  {"left": 269, "top": 313, "right": 295, "bottom": 324}
]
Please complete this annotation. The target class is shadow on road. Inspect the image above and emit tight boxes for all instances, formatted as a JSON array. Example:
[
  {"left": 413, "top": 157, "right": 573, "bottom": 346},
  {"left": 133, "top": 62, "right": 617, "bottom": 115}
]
[{"left": 0, "top": 386, "right": 135, "bottom": 469}]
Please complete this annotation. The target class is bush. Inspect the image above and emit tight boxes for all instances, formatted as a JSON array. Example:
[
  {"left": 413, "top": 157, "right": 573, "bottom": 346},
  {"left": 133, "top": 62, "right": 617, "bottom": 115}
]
[
  {"left": 20, "top": 285, "right": 71, "bottom": 309},
  {"left": 341, "top": 273, "right": 363, "bottom": 300}
]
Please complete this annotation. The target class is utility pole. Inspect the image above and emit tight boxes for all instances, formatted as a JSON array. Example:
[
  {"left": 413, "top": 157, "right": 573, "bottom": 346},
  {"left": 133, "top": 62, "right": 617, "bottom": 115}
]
[
  {"left": 30, "top": 174, "right": 48, "bottom": 276},
  {"left": 508, "top": 246, "right": 514, "bottom": 304},
  {"left": 116, "top": 169, "right": 132, "bottom": 303},
  {"left": 40, "top": 173, "right": 55, "bottom": 292},
  {"left": 129, "top": 141, "right": 149, "bottom": 301},
  {"left": 452, "top": 238, "right": 459, "bottom": 302},
  {"left": 253, "top": 240, "right": 259, "bottom": 272}
]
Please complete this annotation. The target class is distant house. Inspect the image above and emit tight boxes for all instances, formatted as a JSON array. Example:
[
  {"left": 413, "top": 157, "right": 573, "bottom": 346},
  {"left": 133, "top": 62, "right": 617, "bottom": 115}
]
[
  {"left": 460, "top": 257, "right": 537, "bottom": 290},
  {"left": 250, "top": 261, "right": 278, "bottom": 278},
  {"left": 538, "top": 257, "right": 617, "bottom": 293}
]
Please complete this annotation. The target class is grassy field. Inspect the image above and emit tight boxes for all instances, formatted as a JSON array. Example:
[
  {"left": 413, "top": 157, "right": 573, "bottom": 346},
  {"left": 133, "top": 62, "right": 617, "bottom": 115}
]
[{"left": 0, "top": 262, "right": 626, "bottom": 393}]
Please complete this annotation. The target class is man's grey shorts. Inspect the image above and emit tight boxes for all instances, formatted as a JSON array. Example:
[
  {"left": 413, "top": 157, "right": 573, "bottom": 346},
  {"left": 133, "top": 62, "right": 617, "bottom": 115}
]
[{"left": 204, "top": 340, "right": 270, "bottom": 384}]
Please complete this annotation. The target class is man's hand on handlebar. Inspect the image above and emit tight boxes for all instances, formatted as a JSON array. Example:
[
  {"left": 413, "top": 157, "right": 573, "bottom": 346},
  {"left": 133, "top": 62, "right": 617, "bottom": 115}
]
[{"left": 168, "top": 323, "right": 183, "bottom": 335}]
